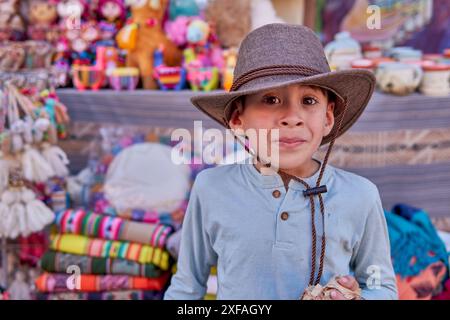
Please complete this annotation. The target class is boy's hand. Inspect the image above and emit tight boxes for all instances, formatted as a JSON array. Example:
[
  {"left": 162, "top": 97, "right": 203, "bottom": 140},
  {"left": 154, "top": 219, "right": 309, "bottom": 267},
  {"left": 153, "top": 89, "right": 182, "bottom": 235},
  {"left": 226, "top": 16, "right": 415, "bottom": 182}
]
[{"left": 330, "top": 276, "right": 360, "bottom": 300}]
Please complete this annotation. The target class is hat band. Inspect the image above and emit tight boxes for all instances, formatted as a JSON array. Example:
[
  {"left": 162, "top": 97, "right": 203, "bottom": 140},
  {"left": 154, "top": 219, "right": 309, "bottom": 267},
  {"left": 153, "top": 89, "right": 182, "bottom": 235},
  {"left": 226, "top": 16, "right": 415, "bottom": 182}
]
[{"left": 230, "top": 64, "right": 322, "bottom": 92}]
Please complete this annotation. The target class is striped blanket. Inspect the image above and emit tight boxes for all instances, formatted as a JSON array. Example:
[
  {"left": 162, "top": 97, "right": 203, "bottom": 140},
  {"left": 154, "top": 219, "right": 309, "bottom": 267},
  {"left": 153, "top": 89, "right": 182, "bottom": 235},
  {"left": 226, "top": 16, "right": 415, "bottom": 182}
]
[
  {"left": 40, "top": 251, "right": 163, "bottom": 277},
  {"left": 55, "top": 209, "right": 173, "bottom": 247},
  {"left": 50, "top": 234, "right": 172, "bottom": 270},
  {"left": 35, "top": 272, "right": 170, "bottom": 293}
]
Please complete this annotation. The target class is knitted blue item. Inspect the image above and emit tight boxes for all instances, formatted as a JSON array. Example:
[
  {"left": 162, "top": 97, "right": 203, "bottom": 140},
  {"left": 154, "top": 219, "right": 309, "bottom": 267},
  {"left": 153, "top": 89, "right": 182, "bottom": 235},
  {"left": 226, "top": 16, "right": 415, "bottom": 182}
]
[{"left": 385, "top": 203, "right": 449, "bottom": 278}]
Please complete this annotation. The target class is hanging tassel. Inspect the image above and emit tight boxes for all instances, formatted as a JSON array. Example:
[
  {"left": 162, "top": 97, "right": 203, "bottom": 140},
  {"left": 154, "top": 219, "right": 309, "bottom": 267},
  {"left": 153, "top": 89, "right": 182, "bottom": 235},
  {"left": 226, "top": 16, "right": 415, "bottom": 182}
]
[
  {"left": 33, "top": 118, "right": 50, "bottom": 144},
  {"left": 54, "top": 101, "right": 70, "bottom": 124},
  {"left": 1, "top": 188, "right": 21, "bottom": 239},
  {"left": 22, "top": 116, "right": 34, "bottom": 144},
  {"left": 0, "top": 202, "right": 9, "bottom": 237},
  {"left": 1, "top": 132, "right": 12, "bottom": 157},
  {"left": 12, "top": 202, "right": 28, "bottom": 238},
  {"left": 21, "top": 145, "right": 55, "bottom": 182},
  {"left": 0, "top": 152, "right": 11, "bottom": 194},
  {"left": 41, "top": 142, "right": 69, "bottom": 177},
  {"left": 47, "top": 123, "right": 59, "bottom": 145},
  {"left": 21, "top": 187, "right": 55, "bottom": 234},
  {"left": 10, "top": 120, "right": 25, "bottom": 154}
]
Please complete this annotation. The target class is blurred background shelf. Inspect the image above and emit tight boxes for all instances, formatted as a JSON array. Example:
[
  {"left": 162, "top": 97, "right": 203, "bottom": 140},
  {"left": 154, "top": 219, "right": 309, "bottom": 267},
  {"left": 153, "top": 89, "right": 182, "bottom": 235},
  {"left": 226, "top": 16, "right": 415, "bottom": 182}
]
[
  {"left": 57, "top": 89, "right": 450, "bottom": 130},
  {"left": 57, "top": 89, "right": 450, "bottom": 217}
]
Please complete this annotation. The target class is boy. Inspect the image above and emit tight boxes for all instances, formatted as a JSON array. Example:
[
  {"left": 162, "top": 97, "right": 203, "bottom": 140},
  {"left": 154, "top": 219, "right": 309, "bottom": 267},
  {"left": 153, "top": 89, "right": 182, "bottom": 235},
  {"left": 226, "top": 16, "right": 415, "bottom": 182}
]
[{"left": 164, "top": 24, "right": 398, "bottom": 300}]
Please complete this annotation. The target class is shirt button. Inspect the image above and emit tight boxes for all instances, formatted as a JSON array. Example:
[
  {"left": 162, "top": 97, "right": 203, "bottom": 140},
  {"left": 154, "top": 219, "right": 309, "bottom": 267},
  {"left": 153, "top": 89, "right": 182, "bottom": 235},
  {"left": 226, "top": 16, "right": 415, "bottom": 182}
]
[
  {"left": 281, "top": 212, "right": 289, "bottom": 221},
  {"left": 272, "top": 190, "right": 281, "bottom": 198}
]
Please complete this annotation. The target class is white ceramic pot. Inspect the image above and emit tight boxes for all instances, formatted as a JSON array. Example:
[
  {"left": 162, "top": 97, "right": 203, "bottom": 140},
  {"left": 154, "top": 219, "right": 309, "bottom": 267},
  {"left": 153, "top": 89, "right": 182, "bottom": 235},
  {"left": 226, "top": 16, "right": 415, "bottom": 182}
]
[
  {"left": 375, "top": 62, "right": 423, "bottom": 95},
  {"left": 420, "top": 64, "right": 450, "bottom": 96}
]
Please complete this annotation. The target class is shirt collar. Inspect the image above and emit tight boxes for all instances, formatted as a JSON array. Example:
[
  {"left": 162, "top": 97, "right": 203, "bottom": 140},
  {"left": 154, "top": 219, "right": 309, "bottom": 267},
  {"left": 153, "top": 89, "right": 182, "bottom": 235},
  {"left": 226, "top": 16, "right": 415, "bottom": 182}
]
[{"left": 243, "top": 159, "right": 334, "bottom": 191}]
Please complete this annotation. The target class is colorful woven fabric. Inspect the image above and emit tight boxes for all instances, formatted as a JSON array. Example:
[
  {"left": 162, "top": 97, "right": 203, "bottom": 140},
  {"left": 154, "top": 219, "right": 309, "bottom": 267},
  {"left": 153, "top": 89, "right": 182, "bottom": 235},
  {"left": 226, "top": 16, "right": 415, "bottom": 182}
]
[
  {"left": 396, "top": 261, "right": 447, "bottom": 300},
  {"left": 385, "top": 204, "right": 450, "bottom": 277},
  {"left": 49, "top": 234, "right": 171, "bottom": 271},
  {"left": 94, "top": 197, "right": 184, "bottom": 226},
  {"left": 55, "top": 209, "right": 173, "bottom": 247},
  {"left": 35, "top": 290, "right": 164, "bottom": 300},
  {"left": 35, "top": 272, "right": 170, "bottom": 293},
  {"left": 40, "top": 251, "right": 163, "bottom": 278}
]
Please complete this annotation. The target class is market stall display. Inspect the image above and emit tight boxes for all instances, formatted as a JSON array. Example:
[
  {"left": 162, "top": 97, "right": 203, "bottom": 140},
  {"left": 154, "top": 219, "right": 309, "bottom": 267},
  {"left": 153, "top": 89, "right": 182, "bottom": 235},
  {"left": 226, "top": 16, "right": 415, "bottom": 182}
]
[
  {"left": 0, "top": 79, "right": 71, "bottom": 299},
  {"left": 0, "top": 0, "right": 449, "bottom": 301},
  {"left": 35, "top": 126, "right": 217, "bottom": 300},
  {"left": 0, "top": 0, "right": 448, "bottom": 96}
]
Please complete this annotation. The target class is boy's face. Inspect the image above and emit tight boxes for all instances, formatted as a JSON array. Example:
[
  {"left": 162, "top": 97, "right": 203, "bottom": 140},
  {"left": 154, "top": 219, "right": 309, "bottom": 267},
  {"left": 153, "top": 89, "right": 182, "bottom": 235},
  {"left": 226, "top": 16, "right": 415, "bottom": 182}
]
[{"left": 229, "top": 84, "right": 335, "bottom": 172}]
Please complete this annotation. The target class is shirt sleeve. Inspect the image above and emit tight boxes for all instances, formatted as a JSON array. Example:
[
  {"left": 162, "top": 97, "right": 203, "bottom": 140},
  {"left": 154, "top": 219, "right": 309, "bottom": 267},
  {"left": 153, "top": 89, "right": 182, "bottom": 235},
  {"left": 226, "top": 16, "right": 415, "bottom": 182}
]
[
  {"left": 350, "top": 187, "right": 398, "bottom": 300},
  {"left": 164, "top": 175, "right": 218, "bottom": 300}
]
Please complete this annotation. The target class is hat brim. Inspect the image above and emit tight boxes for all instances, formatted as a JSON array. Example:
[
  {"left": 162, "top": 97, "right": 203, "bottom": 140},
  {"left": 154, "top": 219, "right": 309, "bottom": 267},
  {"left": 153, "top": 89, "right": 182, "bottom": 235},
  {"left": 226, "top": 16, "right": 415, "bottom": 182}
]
[{"left": 190, "top": 69, "right": 376, "bottom": 145}]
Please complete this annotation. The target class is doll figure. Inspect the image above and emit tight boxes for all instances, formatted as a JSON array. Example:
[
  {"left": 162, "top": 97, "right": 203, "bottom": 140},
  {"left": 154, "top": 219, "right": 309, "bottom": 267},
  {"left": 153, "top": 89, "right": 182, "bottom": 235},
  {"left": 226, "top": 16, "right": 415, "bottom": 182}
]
[
  {"left": 8, "top": 270, "right": 31, "bottom": 300},
  {"left": 98, "top": 0, "right": 125, "bottom": 24},
  {"left": 0, "top": 0, "right": 25, "bottom": 41},
  {"left": 27, "top": 0, "right": 59, "bottom": 42},
  {"left": 97, "top": 0, "right": 125, "bottom": 44},
  {"left": 183, "top": 18, "right": 223, "bottom": 91}
]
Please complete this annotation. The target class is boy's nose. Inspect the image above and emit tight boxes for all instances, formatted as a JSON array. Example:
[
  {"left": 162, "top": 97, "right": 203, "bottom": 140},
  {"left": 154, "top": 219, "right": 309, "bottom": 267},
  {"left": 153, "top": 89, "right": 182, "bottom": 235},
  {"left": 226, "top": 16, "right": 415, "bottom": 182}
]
[{"left": 279, "top": 103, "right": 304, "bottom": 127}]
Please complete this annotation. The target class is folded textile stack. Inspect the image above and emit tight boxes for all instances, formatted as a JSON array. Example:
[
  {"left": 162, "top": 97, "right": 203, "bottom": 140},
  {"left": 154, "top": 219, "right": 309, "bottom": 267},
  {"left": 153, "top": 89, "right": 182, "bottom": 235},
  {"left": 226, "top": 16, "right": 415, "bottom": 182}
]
[
  {"left": 385, "top": 204, "right": 450, "bottom": 300},
  {"left": 37, "top": 129, "right": 216, "bottom": 300},
  {"left": 35, "top": 212, "right": 174, "bottom": 299}
]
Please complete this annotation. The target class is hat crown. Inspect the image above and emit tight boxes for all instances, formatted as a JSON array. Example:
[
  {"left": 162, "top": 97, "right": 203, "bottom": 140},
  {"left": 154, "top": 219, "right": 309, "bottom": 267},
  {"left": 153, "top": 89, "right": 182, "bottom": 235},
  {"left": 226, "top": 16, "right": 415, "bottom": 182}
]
[{"left": 234, "top": 24, "right": 331, "bottom": 80}]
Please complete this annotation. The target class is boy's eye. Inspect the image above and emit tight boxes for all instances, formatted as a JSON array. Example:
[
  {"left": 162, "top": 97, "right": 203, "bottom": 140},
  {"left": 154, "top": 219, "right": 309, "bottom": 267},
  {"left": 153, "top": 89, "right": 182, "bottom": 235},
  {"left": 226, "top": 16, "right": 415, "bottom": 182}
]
[
  {"left": 262, "top": 96, "right": 281, "bottom": 105},
  {"left": 303, "top": 96, "right": 318, "bottom": 105}
]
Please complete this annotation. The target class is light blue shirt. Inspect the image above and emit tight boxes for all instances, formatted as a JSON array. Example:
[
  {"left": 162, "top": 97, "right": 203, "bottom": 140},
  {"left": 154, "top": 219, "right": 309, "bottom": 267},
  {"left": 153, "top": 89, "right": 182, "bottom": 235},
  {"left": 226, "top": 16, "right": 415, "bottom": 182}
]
[{"left": 164, "top": 162, "right": 398, "bottom": 300}]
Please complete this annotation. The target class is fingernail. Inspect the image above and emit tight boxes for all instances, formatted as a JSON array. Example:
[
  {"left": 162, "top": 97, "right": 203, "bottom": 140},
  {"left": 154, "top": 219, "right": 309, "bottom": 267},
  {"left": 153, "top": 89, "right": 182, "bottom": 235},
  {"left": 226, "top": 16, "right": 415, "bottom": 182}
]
[
  {"left": 331, "top": 290, "right": 337, "bottom": 298},
  {"left": 340, "top": 276, "right": 347, "bottom": 283}
]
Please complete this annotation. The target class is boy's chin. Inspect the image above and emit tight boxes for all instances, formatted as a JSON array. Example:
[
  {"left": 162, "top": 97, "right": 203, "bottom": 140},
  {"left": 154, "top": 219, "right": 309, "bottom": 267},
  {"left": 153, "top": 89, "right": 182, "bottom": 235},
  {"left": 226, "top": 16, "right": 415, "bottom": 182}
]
[{"left": 275, "top": 156, "right": 313, "bottom": 171}]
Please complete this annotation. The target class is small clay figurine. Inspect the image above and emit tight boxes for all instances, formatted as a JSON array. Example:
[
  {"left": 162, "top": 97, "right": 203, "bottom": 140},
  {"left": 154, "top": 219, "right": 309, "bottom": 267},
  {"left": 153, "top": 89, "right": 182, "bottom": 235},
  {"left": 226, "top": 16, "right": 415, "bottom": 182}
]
[{"left": 8, "top": 270, "right": 31, "bottom": 300}]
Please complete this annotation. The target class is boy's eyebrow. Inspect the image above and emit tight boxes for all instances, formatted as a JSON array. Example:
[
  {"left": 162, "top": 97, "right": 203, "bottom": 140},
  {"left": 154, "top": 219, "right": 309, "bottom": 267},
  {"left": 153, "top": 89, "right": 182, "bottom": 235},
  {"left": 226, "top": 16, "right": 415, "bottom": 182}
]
[
  {"left": 301, "top": 86, "right": 327, "bottom": 98},
  {"left": 260, "top": 90, "right": 282, "bottom": 96},
  {"left": 301, "top": 85, "right": 321, "bottom": 93}
]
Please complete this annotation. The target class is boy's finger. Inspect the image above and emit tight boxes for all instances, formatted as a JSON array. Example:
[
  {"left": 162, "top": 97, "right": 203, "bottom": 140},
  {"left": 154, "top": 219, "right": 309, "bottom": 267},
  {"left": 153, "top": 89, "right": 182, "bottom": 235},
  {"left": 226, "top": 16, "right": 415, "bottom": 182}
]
[
  {"left": 330, "top": 290, "right": 345, "bottom": 300},
  {"left": 337, "top": 276, "right": 359, "bottom": 291}
]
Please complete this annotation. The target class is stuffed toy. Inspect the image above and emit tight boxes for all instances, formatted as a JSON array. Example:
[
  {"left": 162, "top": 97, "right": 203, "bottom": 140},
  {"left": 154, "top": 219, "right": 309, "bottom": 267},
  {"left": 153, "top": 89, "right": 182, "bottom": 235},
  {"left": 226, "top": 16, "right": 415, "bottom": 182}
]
[
  {"left": 164, "top": 15, "right": 190, "bottom": 47},
  {"left": 0, "top": 0, "right": 26, "bottom": 41},
  {"left": 116, "top": 0, "right": 182, "bottom": 89},
  {"left": 204, "top": 0, "right": 251, "bottom": 48},
  {"left": 27, "top": 0, "right": 59, "bottom": 42},
  {"left": 182, "top": 18, "right": 223, "bottom": 91}
]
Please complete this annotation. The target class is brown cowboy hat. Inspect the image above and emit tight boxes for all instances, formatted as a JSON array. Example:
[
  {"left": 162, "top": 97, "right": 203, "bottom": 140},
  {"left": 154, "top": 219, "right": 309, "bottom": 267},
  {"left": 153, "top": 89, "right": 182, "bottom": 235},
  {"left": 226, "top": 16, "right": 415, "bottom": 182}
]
[{"left": 190, "top": 23, "right": 376, "bottom": 145}]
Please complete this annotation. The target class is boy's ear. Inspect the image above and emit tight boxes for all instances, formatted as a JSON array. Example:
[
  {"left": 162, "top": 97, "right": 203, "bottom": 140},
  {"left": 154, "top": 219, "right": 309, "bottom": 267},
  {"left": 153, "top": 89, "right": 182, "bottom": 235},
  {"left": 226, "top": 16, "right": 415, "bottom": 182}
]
[
  {"left": 324, "top": 101, "right": 335, "bottom": 136},
  {"left": 228, "top": 101, "right": 244, "bottom": 130}
]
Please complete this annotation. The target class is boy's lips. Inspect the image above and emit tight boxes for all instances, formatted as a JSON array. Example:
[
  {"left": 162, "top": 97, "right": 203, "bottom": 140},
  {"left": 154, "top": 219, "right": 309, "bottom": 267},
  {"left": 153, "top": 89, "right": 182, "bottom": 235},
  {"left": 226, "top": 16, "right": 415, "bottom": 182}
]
[{"left": 274, "top": 137, "right": 307, "bottom": 149}]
